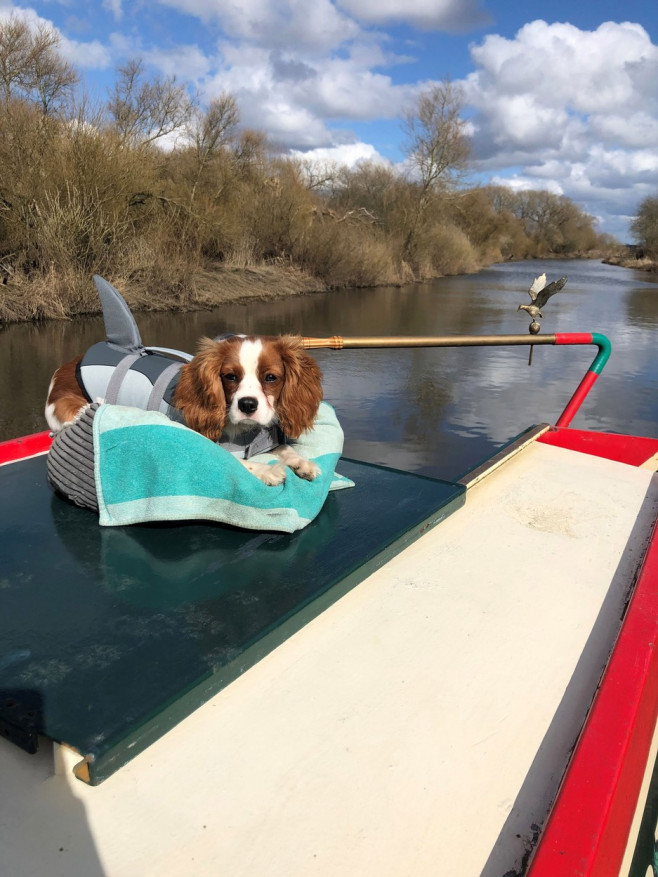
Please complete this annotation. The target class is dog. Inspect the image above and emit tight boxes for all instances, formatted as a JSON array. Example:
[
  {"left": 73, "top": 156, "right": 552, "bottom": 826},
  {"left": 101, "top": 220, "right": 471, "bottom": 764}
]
[{"left": 45, "top": 334, "right": 324, "bottom": 486}]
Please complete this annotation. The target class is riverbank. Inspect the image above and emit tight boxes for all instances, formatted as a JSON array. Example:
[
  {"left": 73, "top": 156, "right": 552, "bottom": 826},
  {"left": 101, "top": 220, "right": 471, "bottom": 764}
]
[
  {"left": 0, "top": 251, "right": 634, "bottom": 327},
  {"left": 603, "top": 255, "right": 658, "bottom": 273},
  {"left": 172, "top": 263, "right": 328, "bottom": 306},
  {"left": 0, "top": 263, "right": 329, "bottom": 325},
  {"left": 601, "top": 243, "right": 657, "bottom": 273}
]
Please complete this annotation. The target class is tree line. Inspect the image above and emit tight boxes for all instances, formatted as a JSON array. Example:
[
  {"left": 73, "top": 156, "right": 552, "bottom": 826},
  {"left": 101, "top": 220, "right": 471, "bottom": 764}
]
[{"left": 0, "top": 15, "right": 616, "bottom": 323}]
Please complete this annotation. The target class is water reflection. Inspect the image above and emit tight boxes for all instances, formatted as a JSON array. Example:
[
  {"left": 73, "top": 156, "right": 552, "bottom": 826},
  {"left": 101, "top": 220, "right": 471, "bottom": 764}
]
[
  {"left": 626, "top": 286, "right": 658, "bottom": 329},
  {"left": 2, "top": 259, "right": 658, "bottom": 479}
]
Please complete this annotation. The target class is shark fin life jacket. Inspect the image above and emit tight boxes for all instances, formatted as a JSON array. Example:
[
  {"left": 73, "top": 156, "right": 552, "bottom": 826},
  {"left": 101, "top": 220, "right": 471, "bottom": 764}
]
[
  {"left": 76, "top": 276, "right": 190, "bottom": 424},
  {"left": 76, "top": 276, "right": 284, "bottom": 460}
]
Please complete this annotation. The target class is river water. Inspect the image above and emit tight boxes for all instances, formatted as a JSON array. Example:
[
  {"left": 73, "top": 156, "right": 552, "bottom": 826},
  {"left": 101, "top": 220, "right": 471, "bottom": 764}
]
[{"left": 3, "top": 258, "right": 658, "bottom": 480}]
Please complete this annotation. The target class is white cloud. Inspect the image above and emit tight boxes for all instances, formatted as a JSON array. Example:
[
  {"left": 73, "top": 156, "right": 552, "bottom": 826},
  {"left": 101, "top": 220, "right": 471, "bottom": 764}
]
[
  {"left": 464, "top": 20, "right": 658, "bottom": 237},
  {"left": 292, "top": 59, "right": 411, "bottom": 120},
  {"left": 158, "top": 0, "right": 360, "bottom": 51},
  {"left": 195, "top": 39, "right": 415, "bottom": 149},
  {"left": 102, "top": 0, "right": 123, "bottom": 23},
  {"left": 134, "top": 12, "right": 658, "bottom": 237},
  {"left": 143, "top": 43, "right": 211, "bottom": 82},
  {"left": 469, "top": 21, "right": 652, "bottom": 110},
  {"left": 58, "top": 35, "right": 113, "bottom": 70},
  {"left": 336, "top": 0, "right": 490, "bottom": 33},
  {"left": 113, "top": 0, "right": 414, "bottom": 152},
  {"left": 490, "top": 174, "right": 563, "bottom": 196},
  {"left": 465, "top": 21, "right": 658, "bottom": 158},
  {"left": 590, "top": 112, "right": 658, "bottom": 150},
  {"left": 466, "top": 20, "right": 658, "bottom": 147},
  {"left": 291, "top": 141, "right": 388, "bottom": 166}
]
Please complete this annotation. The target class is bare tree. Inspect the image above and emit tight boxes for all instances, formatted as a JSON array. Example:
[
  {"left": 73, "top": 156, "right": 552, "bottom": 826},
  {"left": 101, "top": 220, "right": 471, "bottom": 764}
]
[
  {"left": 0, "top": 15, "right": 78, "bottom": 114},
  {"left": 232, "top": 128, "right": 268, "bottom": 173},
  {"left": 28, "top": 22, "right": 79, "bottom": 114},
  {"left": 0, "top": 15, "right": 30, "bottom": 106},
  {"left": 107, "top": 58, "right": 192, "bottom": 147},
  {"left": 184, "top": 92, "right": 239, "bottom": 205},
  {"left": 402, "top": 80, "right": 470, "bottom": 195},
  {"left": 189, "top": 92, "right": 238, "bottom": 159},
  {"left": 399, "top": 80, "right": 471, "bottom": 259},
  {"left": 332, "top": 160, "right": 399, "bottom": 223},
  {"left": 296, "top": 156, "right": 338, "bottom": 192}
]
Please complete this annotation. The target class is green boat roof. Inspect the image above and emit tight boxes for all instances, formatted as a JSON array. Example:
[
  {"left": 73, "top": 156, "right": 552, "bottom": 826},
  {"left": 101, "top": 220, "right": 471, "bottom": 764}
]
[{"left": 0, "top": 454, "right": 464, "bottom": 784}]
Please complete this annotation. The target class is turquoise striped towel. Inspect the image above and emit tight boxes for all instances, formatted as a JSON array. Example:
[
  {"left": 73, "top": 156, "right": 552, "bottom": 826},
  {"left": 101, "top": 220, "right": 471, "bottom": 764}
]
[{"left": 93, "top": 402, "right": 354, "bottom": 531}]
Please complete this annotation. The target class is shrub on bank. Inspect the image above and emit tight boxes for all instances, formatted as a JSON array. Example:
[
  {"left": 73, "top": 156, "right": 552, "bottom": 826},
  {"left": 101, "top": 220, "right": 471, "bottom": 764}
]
[{"left": 292, "top": 216, "right": 399, "bottom": 288}]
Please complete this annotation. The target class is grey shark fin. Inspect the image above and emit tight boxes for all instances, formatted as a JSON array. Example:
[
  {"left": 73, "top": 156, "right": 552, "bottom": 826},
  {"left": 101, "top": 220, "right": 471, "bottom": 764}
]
[{"left": 93, "top": 275, "right": 143, "bottom": 352}]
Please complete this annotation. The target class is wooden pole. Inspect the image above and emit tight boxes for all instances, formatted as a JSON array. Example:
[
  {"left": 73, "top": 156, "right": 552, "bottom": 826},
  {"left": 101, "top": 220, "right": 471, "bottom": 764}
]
[{"left": 301, "top": 334, "right": 558, "bottom": 350}]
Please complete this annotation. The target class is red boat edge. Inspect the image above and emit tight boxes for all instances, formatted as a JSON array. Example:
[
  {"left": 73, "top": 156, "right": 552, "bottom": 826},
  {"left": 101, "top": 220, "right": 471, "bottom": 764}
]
[
  {"left": 0, "top": 429, "right": 52, "bottom": 465},
  {"left": 524, "top": 426, "right": 658, "bottom": 876}
]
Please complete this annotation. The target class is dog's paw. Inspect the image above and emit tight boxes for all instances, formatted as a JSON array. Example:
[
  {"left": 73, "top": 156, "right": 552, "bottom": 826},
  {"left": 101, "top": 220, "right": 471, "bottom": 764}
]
[
  {"left": 290, "top": 459, "right": 321, "bottom": 481},
  {"left": 260, "top": 462, "right": 287, "bottom": 486},
  {"left": 242, "top": 460, "right": 287, "bottom": 486}
]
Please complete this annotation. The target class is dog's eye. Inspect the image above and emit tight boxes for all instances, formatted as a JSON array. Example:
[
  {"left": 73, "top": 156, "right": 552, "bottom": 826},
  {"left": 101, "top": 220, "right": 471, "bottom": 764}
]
[
  {"left": 264, "top": 373, "right": 279, "bottom": 383},
  {"left": 223, "top": 373, "right": 238, "bottom": 382}
]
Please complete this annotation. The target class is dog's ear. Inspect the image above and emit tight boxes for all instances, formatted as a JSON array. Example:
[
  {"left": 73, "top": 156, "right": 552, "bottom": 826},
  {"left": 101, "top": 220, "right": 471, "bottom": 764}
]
[
  {"left": 173, "top": 337, "right": 228, "bottom": 440},
  {"left": 275, "top": 335, "right": 323, "bottom": 438}
]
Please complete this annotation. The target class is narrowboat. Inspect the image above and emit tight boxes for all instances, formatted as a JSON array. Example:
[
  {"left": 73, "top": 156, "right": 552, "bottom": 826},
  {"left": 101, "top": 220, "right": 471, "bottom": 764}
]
[{"left": 1, "top": 329, "right": 657, "bottom": 877}]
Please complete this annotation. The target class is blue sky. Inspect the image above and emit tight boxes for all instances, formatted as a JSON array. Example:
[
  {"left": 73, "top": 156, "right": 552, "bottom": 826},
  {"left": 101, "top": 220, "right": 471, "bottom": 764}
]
[{"left": 2, "top": 0, "right": 657, "bottom": 239}]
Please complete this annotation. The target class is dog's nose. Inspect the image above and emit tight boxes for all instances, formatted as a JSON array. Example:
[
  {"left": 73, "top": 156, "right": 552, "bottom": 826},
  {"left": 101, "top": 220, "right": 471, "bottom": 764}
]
[{"left": 238, "top": 397, "right": 258, "bottom": 415}]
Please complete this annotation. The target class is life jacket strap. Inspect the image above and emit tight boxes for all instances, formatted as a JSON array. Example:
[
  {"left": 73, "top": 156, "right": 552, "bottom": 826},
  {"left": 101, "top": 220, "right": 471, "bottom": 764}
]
[
  {"left": 104, "top": 353, "right": 143, "bottom": 404},
  {"left": 147, "top": 362, "right": 184, "bottom": 412}
]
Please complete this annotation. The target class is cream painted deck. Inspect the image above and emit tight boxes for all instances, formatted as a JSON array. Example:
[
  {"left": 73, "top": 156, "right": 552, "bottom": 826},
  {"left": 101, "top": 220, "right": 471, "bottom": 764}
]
[{"left": 2, "top": 442, "right": 657, "bottom": 877}]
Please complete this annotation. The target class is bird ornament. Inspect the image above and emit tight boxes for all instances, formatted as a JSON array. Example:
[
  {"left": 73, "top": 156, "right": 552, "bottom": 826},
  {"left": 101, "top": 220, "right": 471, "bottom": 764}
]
[{"left": 518, "top": 273, "right": 567, "bottom": 364}]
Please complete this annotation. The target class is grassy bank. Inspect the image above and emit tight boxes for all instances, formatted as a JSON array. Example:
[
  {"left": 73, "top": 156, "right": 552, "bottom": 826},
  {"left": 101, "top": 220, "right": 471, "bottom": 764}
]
[
  {"left": 602, "top": 255, "right": 658, "bottom": 273},
  {"left": 0, "top": 251, "right": 616, "bottom": 327},
  {"left": 0, "top": 262, "right": 327, "bottom": 323}
]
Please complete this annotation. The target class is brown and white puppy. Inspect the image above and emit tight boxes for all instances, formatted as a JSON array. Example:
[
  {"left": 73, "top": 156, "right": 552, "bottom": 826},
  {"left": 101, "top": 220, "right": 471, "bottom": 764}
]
[
  {"left": 45, "top": 334, "right": 324, "bottom": 486},
  {"left": 174, "top": 334, "right": 323, "bottom": 485}
]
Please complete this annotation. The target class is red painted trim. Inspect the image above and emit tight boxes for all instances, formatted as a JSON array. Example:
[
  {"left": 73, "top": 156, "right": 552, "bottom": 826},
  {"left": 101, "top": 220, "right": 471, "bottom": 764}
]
[
  {"left": 527, "top": 519, "right": 658, "bottom": 876},
  {"left": 556, "top": 370, "right": 598, "bottom": 428},
  {"left": 555, "top": 332, "right": 594, "bottom": 345},
  {"left": 540, "top": 428, "right": 658, "bottom": 468},
  {"left": 0, "top": 430, "right": 52, "bottom": 464}
]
